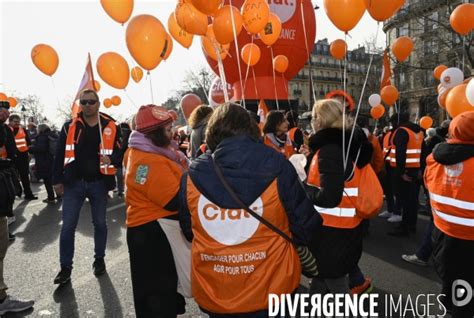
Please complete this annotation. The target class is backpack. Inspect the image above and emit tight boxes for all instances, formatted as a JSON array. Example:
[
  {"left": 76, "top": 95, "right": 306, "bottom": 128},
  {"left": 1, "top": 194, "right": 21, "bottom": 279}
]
[
  {"left": 351, "top": 164, "right": 384, "bottom": 219},
  {"left": 48, "top": 131, "right": 59, "bottom": 156}
]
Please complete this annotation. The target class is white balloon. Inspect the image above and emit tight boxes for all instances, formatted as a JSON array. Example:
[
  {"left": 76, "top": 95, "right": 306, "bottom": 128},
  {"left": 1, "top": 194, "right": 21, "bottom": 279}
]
[
  {"left": 440, "top": 67, "right": 464, "bottom": 89},
  {"left": 368, "top": 94, "right": 381, "bottom": 108},
  {"left": 466, "top": 78, "right": 474, "bottom": 106}
]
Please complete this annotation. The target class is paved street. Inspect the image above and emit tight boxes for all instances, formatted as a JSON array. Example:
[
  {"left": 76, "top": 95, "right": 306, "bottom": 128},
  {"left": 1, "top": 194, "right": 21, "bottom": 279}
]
[{"left": 4, "top": 182, "right": 444, "bottom": 317}]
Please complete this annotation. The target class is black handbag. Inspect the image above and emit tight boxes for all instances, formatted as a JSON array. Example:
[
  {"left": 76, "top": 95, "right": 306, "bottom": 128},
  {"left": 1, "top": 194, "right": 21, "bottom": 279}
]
[{"left": 211, "top": 155, "right": 319, "bottom": 278}]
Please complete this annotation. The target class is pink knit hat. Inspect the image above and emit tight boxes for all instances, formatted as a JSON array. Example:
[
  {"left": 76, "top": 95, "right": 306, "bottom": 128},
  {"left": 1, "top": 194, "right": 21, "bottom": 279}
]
[{"left": 135, "top": 105, "right": 174, "bottom": 134}]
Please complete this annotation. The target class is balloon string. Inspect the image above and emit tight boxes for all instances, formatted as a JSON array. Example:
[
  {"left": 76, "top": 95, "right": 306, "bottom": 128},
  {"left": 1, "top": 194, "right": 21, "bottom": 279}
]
[
  {"left": 242, "top": 36, "right": 254, "bottom": 99},
  {"left": 342, "top": 33, "right": 348, "bottom": 171},
  {"left": 270, "top": 47, "right": 280, "bottom": 110},
  {"left": 252, "top": 68, "right": 259, "bottom": 100},
  {"left": 148, "top": 71, "right": 155, "bottom": 104},
  {"left": 282, "top": 73, "right": 292, "bottom": 111},
  {"left": 462, "top": 35, "right": 466, "bottom": 73},
  {"left": 50, "top": 76, "right": 62, "bottom": 115},
  {"left": 300, "top": 1, "right": 317, "bottom": 105},
  {"left": 123, "top": 89, "right": 138, "bottom": 109},
  {"left": 214, "top": 41, "right": 230, "bottom": 103},
  {"left": 345, "top": 23, "right": 380, "bottom": 166},
  {"left": 229, "top": 0, "right": 246, "bottom": 108}
]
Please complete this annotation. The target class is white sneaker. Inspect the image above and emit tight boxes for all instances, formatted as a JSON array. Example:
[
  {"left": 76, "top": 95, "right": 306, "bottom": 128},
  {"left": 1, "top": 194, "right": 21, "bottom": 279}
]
[
  {"left": 0, "top": 296, "right": 34, "bottom": 315},
  {"left": 402, "top": 254, "right": 428, "bottom": 266},
  {"left": 378, "top": 211, "right": 393, "bottom": 218},
  {"left": 388, "top": 214, "right": 403, "bottom": 223},
  {"left": 7, "top": 216, "right": 15, "bottom": 225}
]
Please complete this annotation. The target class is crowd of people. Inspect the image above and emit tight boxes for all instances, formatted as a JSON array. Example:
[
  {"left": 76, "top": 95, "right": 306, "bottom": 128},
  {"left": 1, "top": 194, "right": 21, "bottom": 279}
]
[{"left": 0, "top": 89, "right": 473, "bottom": 317}]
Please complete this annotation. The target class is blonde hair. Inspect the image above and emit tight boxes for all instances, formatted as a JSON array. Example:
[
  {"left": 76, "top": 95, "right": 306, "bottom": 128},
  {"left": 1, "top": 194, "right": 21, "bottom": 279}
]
[{"left": 311, "top": 99, "right": 352, "bottom": 131}]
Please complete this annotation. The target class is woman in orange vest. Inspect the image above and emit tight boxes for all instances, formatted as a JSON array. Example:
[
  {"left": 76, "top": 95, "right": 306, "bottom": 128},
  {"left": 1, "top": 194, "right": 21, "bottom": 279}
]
[
  {"left": 125, "top": 105, "right": 190, "bottom": 317},
  {"left": 302, "top": 99, "right": 376, "bottom": 295},
  {"left": 425, "top": 111, "right": 474, "bottom": 317},
  {"left": 178, "top": 103, "right": 321, "bottom": 317},
  {"left": 263, "top": 110, "right": 296, "bottom": 159}
]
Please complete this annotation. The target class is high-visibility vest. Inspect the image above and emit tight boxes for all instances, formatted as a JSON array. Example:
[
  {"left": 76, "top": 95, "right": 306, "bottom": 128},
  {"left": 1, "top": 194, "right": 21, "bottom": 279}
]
[
  {"left": 186, "top": 177, "right": 300, "bottom": 314},
  {"left": 307, "top": 152, "right": 364, "bottom": 229},
  {"left": 425, "top": 154, "right": 474, "bottom": 241},
  {"left": 0, "top": 146, "right": 7, "bottom": 159},
  {"left": 10, "top": 127, "right": 28, "bottom": 152},
  {"left": 64, "top": 117, "right": 117, "bottom": 175},
  {"left": 389, "top": 127, "right": 423, "bottom": 169},
  {"left": 383, "top": 131, "right": 393, "bottom": 163},
  {"left": 264, "top": 134, "right": 296, "bottom": 159}
]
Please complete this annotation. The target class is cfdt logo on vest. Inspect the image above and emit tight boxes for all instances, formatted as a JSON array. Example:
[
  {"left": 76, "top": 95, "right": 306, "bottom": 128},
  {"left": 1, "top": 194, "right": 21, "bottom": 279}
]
[
  {"left": 268, "top": 0, "right": 296, "bottom": 23},
  {"left": 197, "top": 195, "right": 263, "bottom": 246}
]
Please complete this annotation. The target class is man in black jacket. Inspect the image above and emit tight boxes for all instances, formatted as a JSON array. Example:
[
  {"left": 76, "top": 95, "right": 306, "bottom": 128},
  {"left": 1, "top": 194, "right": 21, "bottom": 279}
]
[
  {"left": 388, "top": 113, "right": 427, "bottom": 236},
  {"left": 52, "top": 90, "right": 121, "bottom": 285},
  {"left": 0, "top": 102, "right": 35, "bottom": 315}
]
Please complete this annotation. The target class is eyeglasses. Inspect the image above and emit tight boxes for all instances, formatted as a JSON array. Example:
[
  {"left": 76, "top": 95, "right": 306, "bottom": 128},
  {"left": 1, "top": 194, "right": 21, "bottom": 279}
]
[{"left": 80, "top": 99, "right": 98, "bottom": 106}]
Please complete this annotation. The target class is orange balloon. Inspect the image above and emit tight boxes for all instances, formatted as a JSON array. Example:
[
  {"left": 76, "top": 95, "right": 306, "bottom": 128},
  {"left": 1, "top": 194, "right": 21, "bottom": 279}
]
[
  {"left": 370, "top": 105, "right": 385, "bottom": 120},
  {"left": 450, "top": 3, "right": 474, "bottom": 36},
  {"left": 96, "top": 52, "right": 130, "bottom": 89},
  {"left": 111, "top": 95, "right": 121, "bottom": 106},
  {"left": 381, "top": 85, "right": 399, "bottom": 105},
  {"left": 168, "top": 110, "right": 178, "bottom": 121},
  {"left": 242, "top": 0, "right": 270, "bottom": 34},
  {"left": 201, "top": 25, "right": 229, "bottom": 61},
  {"left": 391, "top": 36, "right": 413, "bottom": 62},
  {"left": 446, "top": 84, "right": 474, "bottom": 118},
  {"left": 258, "top": 13, "right": 282, "bottom": 47},
  {"left": 103, "top": 98, "right": 112, "bottom": 108},
  {"left": 419, "top": 116, "right": 433, "bottom": 130},
  {"left": 94, "top": 81, "right": 101, "bottom": 92},
  {"left": 330, "top": 39, "right": 347, "bottom": 60},
  {"left": 433, "top": 65, "right": 448, "bottom": 81},
  {"left": 175, "top": 1, "right": 208, "bottom": 36},
  {"left": 241, "top": 43, "right": 261, "bottom": 66},
  {"left": 191, "top": 0, "right": 222, "bottom": 16},
  {"left": 7, "top": 97, "right": 17, "bottom": 108},
  {"left": 438, "top": 88, "right": 450, "bottom": 109},
  {"left": 126, "top": 14, "right": 168, "bottom": 71},
  {"left": 0, "top": 93, "right": 6, "bottom": 101},
  {"left": 168, "top": 13, "right": 194, "bottom": 49},
  {"left": 213, "top": 5, "right": 243, "bottom": 45},
  {"left": 364, "top": 0, "right": 401, "bottom": 22},
  {"left": 131, "top": 66, "right": 144, "bottom": 83},
  {"left": 273, "top": 55, "right": 289, "bottom": 73},
  {"left": 180, "top": 93, "right": 202, "bottom": 120},
  {"left": 164, "top": 34, "right": 173, "bottom": 60},
  {"left": 100, "top": 0, "right": 133, "bottom": 24},
  {"left": 31, "top": 44, "right": 59, "bottom": 76},
  {"left": 324, "top": 0, "right": 366, "bottom": 33}
]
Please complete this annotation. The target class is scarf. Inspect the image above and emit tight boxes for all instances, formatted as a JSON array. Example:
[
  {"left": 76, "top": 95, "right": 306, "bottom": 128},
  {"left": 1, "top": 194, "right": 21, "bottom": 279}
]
[{"left": 129, "top": 131, "right": 189, "bottom": 171}]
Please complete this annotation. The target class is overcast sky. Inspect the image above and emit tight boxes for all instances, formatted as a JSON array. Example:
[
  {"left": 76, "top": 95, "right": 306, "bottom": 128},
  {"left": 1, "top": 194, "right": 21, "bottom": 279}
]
[{"left": 0, "top": 0, "right": 385, "bottom": 124}]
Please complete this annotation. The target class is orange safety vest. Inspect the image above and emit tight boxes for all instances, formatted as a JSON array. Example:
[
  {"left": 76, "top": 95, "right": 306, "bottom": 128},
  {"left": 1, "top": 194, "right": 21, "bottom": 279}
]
[
  {"left": 307, "top": 153, "right": 363, "bottom": 229},
  {"left": 10, "top": 127, "right": 28, "bottom": 152},
  {"left": 264, "top": 134, "right": 296, "bottom": 159},
  {"left": 0, "top": 145, "right": 6, "bottom": 159},
  {"left": 425, "top": 154, "right": 474, "bottom": 241},
  {"left": 382, "top": 131, "right": 393, "bottom": 163},
  {"left": 389, "top": 127, "right": 423, "bottom": 169},
  {"left": 186, "top": 177, "right": 300, "bottom": 314},
  {"left": 64, "top": 117, "right": 117, "bottom": 175}
]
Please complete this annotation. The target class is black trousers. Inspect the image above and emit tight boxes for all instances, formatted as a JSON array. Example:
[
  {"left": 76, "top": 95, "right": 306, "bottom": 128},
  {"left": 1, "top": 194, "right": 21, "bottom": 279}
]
[
  {"left": 393, "top": 175, "right": 419, "bottom": 231},
  {"left": 385, "top": 166, "right": 402, "bottom": 214},
  {"left": 14, "top": 153, "right": 33, "bottom": 197},
  {"left": 43, "top": 175, "right": 55, "bottom": 200},
  {"left": 127, "top": 221, "right": 185, "bottom": 318}
]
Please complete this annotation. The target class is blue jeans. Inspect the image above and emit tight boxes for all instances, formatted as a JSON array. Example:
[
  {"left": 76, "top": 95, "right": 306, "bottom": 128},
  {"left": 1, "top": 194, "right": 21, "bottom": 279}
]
[
  {"left": 416, "top": 220, "right": 434, "bottom": 262},
  {"left": 60, "top": 179, "right": 108, "bottom": 268},
  {"left": 116, "top": 168, "right": 124, "bottom": 194},
  {"left": 349, "top": 265, "right": 365, "bottom": 288}
]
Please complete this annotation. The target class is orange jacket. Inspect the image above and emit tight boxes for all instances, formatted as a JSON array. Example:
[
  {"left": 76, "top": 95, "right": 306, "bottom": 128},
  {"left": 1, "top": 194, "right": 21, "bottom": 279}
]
[
  {"left": 369, "top": 134, "right": 384, "bottom": 174},
  {"left": 186, "top": 177, "right": 300, "bottom": 314},
  {"left": 425, "top": 154, "right": 474, "bottom": 241},
  {"left": 11, "top": 127, "right": 28, "bottom": 152},
  {"left": 389, "top": 127, "right": 423, "bottom": 169},
  {"left": 125, "top": 148, "right": 184, "bottom": 227},
  {"left": 264, "top": 134, "right": 296, "bottom": 159}
]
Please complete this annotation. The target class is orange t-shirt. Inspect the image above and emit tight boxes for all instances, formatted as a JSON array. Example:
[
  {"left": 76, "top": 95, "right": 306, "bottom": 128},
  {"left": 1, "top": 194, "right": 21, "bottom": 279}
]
[{"left": 125, "top": 148, "right": 184, "bottom": 227}]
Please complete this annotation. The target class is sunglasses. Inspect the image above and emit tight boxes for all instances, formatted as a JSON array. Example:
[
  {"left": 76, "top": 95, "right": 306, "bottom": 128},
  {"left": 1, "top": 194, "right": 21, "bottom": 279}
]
[{"left": 80, "top": 99, "right": 98, "bottom": 106}]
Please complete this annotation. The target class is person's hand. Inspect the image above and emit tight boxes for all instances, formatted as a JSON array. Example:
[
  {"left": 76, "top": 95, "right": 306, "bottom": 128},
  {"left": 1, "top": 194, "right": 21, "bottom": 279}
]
[
  {"left": 401, "top": 174, "right": 413, "bottom": 182},
  {"left": 299, "top": 144, "right": 311, "bottom": 157},
  {"left": 54, "top": 184, "right": 64, "bottom": 197},
  {"left": 101, "top": 155, "right": 111, "bottom": 165}
]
